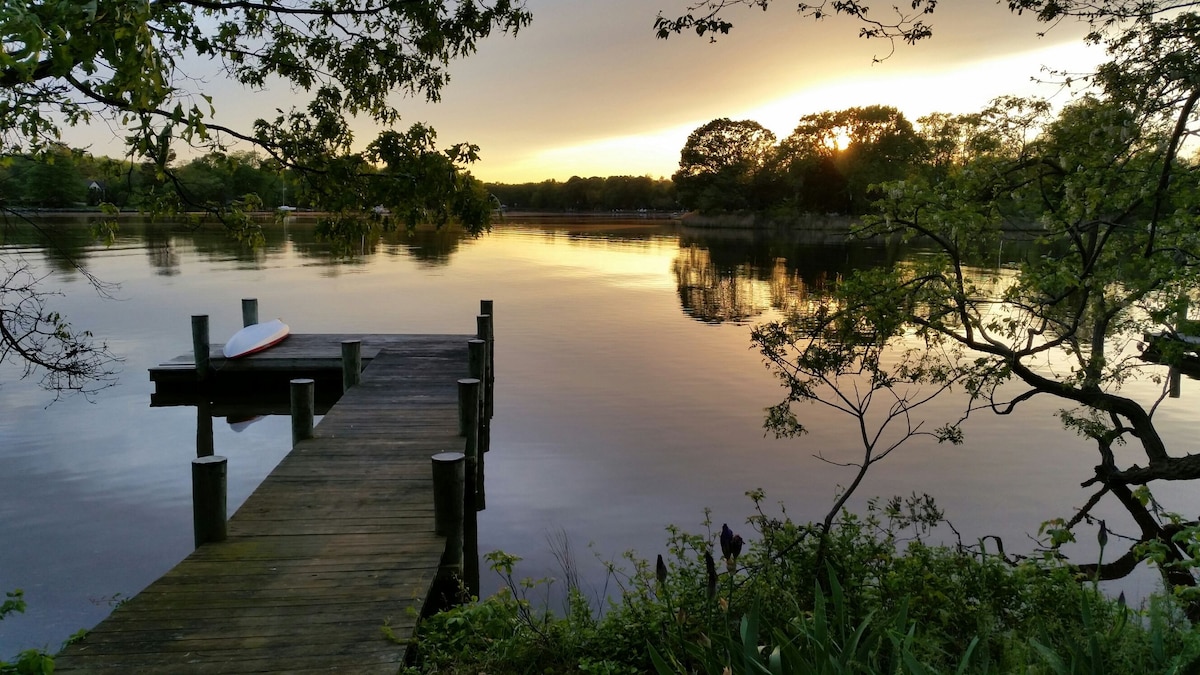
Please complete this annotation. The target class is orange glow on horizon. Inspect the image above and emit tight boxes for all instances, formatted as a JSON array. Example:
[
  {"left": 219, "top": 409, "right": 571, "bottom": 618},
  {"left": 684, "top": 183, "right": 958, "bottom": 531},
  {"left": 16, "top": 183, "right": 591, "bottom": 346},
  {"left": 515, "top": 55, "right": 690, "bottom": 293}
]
[{"left": 469, "top": 40, "right": 1104, "bottom": 184}]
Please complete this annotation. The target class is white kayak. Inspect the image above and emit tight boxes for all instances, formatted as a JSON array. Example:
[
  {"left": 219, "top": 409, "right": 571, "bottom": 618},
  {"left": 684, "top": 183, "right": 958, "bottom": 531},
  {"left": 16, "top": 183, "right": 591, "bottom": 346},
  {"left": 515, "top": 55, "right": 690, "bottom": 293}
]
[{"left": 222, "top": 319, "right": 290, "bottom": 359}]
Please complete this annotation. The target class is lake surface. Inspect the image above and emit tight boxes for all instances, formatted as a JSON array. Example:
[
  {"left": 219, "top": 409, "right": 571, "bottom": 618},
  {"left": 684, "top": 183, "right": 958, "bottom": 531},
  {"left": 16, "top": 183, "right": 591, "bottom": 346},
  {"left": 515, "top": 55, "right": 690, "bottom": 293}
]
[{"left": 2, "top": 216, "right": 1198, "bottom": 656}]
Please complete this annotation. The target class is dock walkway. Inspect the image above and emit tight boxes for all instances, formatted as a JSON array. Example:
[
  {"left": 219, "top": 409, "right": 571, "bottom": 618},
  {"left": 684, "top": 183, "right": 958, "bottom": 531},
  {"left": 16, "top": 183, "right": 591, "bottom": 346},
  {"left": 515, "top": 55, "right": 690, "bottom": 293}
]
[{"left": 56, "top": 334, "right": 475, "bottom": 674}]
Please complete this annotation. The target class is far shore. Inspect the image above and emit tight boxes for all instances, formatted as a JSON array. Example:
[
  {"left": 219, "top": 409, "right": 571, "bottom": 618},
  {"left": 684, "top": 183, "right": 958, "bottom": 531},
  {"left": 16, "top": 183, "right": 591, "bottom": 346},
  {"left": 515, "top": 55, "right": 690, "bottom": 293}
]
[{"left": 8, "top": 207, "right": 1045, "bottom": 235}]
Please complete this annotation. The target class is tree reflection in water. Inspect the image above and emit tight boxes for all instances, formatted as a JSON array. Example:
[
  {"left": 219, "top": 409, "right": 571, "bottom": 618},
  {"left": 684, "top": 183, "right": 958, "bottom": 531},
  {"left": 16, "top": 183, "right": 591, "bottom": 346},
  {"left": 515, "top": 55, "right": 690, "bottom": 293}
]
[{"left": 672, "top": 228, "right": 898, "bottom": 324}]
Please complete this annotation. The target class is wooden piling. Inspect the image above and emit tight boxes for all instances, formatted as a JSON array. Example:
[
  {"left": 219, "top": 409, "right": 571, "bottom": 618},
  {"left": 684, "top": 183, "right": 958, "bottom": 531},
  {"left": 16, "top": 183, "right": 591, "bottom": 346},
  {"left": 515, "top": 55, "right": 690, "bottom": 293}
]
[
  {"left": 242, "top": 298, "right": 259, "bottom": 327},
  {"left": 191, "top": 455, "right": 228, "bottom": 547},
  {"left": 1170, "top": 367, "right": 1182, "bottom": 399},
  {"left": 191, "top": 315, "right": 210, "bottom": 382},
  {"left": 457, "top": 378, "right": 480, "bottom": 441},
  {"left": 481, "top": 300, "right": 493, "bottom": 380},
  {"left": 467, "top": 339, "right": 488, "bottom": 511},
  {"left": 468, "top": 339, "right": 488, "bottom": 454},
  {"left": 464, "top": 503, "right": 480, "bottom": 599},
  {"left": 196, "top": 398, "right": 214, "bottom": 458},
  {"left": 291, "top": 378, "right": 315, "bottom": 445},
  {"left": 431, "top": 452, "right": 465, "bottom": 576},
  {"left": 341, "top": 339, "right": 362, "bottom": 392},
  {"left": 468, "top": 339, "right": 486, "bottom": 384},
  {"left": 476, "top": 312, "right": 494, "bottom": 419},
  {"left": 457, "top": 378, "right": 480, "bottom": 513}
]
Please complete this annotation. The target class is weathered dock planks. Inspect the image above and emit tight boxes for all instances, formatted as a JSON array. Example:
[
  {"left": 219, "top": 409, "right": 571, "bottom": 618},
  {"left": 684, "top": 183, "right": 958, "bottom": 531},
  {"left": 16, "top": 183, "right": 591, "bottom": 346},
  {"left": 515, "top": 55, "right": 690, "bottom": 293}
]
[{"left": 55, "top": 337, "right": 474, "bottom": 674}]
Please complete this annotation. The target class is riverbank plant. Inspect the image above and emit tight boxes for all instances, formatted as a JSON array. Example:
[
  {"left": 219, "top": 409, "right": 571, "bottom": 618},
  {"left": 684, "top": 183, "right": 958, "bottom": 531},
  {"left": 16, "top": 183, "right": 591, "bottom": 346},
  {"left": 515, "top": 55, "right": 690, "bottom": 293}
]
[
  {"left": 0, "top": 590, "right": 54, "bottom": 675},
  {"left": 402, "top": 494, "right": 1200, "bottom": 674}
]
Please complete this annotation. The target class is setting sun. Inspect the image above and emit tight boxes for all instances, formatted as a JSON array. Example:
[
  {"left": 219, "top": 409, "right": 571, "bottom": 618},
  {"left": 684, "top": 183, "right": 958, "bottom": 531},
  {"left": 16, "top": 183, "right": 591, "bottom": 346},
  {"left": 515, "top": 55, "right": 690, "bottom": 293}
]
[{"left": 446, "top": 36, "right": 1105, "bottom": 183}]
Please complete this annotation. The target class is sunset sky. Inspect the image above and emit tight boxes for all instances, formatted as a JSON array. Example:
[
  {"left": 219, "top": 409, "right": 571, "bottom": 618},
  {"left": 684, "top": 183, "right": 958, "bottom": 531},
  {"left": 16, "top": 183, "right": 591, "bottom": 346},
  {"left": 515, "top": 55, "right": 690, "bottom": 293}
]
[
  {"left": 395, "top": 0, "right": 1108, "bottom": 183},
  {"left": 77, "top": 0, "right": 1108, "bottom": 183}
]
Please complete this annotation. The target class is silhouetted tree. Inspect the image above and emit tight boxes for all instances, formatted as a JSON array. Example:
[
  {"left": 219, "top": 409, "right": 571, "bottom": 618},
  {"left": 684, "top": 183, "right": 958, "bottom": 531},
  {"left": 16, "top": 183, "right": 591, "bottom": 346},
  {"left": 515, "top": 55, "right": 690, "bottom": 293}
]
[{"left": 674, "top": 118, "right": 777, "bottom": 212}]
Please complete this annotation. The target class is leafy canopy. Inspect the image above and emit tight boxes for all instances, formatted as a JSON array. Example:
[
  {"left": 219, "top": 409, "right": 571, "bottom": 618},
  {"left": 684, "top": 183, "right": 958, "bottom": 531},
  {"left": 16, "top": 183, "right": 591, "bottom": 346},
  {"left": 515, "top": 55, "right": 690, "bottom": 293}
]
[
  {"left": 654, "top": 0, "right": 1200, "bottom": 54},
  {"left": 674, "top": 118, "right": 776, "bottom": 212},
  {"left": 2, "top": 0, "right": 530, "bottom": 228},
  {"left": 0, "top": 0, "right": 531, "bottom": 397},
  {"left": 732, "top": 0, "right": 1200, "bottom": 612}
]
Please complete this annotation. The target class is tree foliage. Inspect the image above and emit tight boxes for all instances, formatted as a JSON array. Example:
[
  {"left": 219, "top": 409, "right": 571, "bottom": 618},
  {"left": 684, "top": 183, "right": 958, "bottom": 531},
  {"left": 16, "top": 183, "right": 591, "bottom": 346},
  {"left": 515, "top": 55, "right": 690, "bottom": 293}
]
[
  {"left": 488, "top": 176, "right": 677, "bottom": 212},
  {"left": 776, "top": 105, "right": 924, "bottom": 213},
  {"left": 0, "top": 237, "right": 117, "bottom": 399},
  {"left": 740, "top": 2, "right": 1200, "bottom": 612},
  {"left": 2, "top": 0, "right": 532, "bottom": 228},
  {"left": 655, "top": 0, "right": 1200, "bottom": 55},
  {"left": 3, "top": 0, "right": 529, "bottom": 232},
  {"left": 655, "top": 0, "right": 938, "bottom": 58},
  {"left": 674, "top": 118, "right": 777, "bottom": 212},
  {"left": 405, "top": 498, "right": 1200, "bottom": 673},
  {"left": 1, "top": 0, "right": 531, "bottom": 395},
  {"left": 3, "top": 0, "right": 528, "bottom": 162},
  {"left": 675, "top": 107, "right": 931, "bottom": 214}
]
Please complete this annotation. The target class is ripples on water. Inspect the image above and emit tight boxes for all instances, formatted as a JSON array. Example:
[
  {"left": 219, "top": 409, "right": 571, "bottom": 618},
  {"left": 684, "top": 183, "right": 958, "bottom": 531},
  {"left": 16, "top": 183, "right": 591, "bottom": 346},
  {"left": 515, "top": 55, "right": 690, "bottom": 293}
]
[{"left": 1, "top": 216, "right": 1196, "bottom": 654}]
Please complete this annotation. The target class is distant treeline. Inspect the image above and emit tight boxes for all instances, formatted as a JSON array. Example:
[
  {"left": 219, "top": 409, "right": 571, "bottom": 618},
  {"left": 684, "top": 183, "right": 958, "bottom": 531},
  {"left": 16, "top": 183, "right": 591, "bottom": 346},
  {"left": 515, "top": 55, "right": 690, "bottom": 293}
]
[
  {"left": 0, "top": 147, "right": 298, "bottom": 210},
  {"left": 485, "top": 176, "right": 676, "bottom": 212},
  {"left": 0, "top": 146, "right": 679, "bottom": 215},
  {"left": 3, "top": 102, "right": 1018, "bottom": 219}
]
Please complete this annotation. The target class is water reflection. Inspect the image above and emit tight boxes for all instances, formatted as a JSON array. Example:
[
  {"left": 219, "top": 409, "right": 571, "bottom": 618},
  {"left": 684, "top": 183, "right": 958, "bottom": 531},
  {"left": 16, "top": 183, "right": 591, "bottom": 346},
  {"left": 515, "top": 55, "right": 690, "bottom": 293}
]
[
  {"left": 671, "top": 229, "right": 899, "bottom": 324},
  {"left": 673, "top": 245, "right": 769, "bottom": 323},
  {"left": 144, "top": 224, "right": 180, "bottom": 276},
  {"left": 0, "top": 216, "right": 105, "bottom": 276},
  {"left": 3, "top": 216, "right": 1199, "bottom": 658},
  {"left": 389, "top": 225, "right": 469, "bottom": 266},
  {"left": 2, "top": 215, "right": 484, "bottom": 274}
]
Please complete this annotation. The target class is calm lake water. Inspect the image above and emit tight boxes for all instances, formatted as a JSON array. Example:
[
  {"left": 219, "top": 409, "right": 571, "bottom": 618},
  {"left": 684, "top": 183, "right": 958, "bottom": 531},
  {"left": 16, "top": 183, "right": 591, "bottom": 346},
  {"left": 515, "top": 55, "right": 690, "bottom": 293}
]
[{"left": 2, "top": 216, "right": 1198, "bottom": 656}]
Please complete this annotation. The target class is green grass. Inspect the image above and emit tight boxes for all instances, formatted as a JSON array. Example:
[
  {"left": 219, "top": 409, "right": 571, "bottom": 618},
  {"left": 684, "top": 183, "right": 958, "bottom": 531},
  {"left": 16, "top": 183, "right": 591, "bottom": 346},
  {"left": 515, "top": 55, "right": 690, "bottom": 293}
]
[{"left": 402, "top": 494, "right": 1200, "bottom": 674}]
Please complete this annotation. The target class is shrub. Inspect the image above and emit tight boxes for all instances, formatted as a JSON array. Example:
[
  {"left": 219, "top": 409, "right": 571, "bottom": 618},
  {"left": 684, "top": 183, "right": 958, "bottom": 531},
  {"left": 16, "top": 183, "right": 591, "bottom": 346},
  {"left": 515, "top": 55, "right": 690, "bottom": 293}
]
[{"left": 402, "top": 494, "right": 1200, "bottom": 674}]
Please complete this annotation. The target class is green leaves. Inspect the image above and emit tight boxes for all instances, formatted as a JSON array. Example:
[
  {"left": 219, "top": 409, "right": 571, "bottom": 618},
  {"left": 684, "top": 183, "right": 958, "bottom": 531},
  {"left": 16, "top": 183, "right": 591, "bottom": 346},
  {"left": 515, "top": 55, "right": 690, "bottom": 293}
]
[
  {"left": 675, "top": 118, "right": 778, "bottom": 212},
  {"left": 743, "top": 22, "right": 1200, "bottom": 605},
  {"left": 0, "top": 590, "right": 25, "bottom": 621},
  {"left": 2, "top": 0, "right": 531, "bottom": 231}
]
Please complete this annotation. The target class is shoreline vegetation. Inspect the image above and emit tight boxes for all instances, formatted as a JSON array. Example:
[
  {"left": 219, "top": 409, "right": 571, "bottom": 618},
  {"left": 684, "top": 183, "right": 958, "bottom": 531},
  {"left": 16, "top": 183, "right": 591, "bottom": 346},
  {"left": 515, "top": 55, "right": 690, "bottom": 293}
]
[{"left": 401, "top": 496, "right": 1200, "bottom": 674}]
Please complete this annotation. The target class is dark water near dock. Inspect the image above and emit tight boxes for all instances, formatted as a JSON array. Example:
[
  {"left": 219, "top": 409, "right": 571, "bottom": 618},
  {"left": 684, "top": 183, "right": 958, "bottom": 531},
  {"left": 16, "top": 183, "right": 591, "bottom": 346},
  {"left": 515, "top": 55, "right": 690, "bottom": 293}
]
[{"left": 2, "top": 217, "right": 1198, "bottom": 656}]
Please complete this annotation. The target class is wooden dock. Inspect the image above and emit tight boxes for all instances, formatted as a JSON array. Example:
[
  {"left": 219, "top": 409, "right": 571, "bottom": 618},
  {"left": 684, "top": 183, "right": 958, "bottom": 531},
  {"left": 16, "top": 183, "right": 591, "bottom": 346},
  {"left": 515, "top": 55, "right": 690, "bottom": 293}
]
[{"left": 55, "top": 327, "right": 488, "bottom": 674}]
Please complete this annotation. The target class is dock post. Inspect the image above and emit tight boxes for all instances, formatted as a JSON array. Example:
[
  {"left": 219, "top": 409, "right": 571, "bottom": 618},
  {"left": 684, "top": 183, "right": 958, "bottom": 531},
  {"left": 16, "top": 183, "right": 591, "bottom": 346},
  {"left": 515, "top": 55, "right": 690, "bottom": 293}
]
[
  {"left": 291, "top": 378, "right": 315, "bottom": 445},
  {"left": 192, "top": 455, "right": 227, "bottom": 547},
  {"left": 431, "top": 452, "right": 465, "bottom": 577},
  {"left": 468, "top": 339, "right": 488, "bottom": 453},
  {"left": 196, "top": 398, "right": 214, "bottom": 458},
  {"left": 467, "top": 340, "right": 488, "bottom": 510},
  {"left": 341, "top": 340, "right": 362, "bottom": 392},
  {"left": 191, "top": 315, "right": 211, "bottom": 382},
  {"left": 457, "top": 378, "right": 480, "bottom": 440},
  {"left": 477, "top": 307, "right": 494, "bottom": 420},
  {"left": 1170, "top": 367, "right": 1182, "bottom": 399},
  {"left": 464, "top": 504, "right": 480, "bottom": 600},
  {"left": 480, "top": 298, "right": 494, "bottom": 364},
  {"left": 457, "top": 378, "right": 480, "bottom": 511},
  {"left": 241, "top": 298, "right": 259, "bottom": 327}
]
